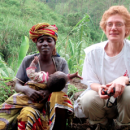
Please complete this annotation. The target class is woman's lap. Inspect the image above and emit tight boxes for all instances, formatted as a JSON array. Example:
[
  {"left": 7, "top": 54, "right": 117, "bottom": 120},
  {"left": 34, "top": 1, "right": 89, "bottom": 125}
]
[
  {"left": 0, "top": 91, "right": 73, "bottom": 130},
  {"left": 77, "top": 87, "right": 130, "bottom": 126},
  {"left": 78, "top": 90, "right": 117, "bottom": 124},
  {"left": 116, "top": 86, "right": 130, "bottom": 125},
  {"left": 17, "top": 106, "right": 48, "bottom": 130}
]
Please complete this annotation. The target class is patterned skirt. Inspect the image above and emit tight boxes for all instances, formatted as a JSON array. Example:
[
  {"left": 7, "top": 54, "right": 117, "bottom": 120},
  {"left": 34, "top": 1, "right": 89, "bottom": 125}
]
[{"left": 0, "top": 83, "right": 73, "bottom": 130}]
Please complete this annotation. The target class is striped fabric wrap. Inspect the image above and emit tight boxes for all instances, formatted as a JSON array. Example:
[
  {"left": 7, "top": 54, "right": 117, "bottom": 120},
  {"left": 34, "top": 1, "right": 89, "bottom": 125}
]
[
  {"left": 0, "top": 83, "right": 73, "bottom": 130},
  {"left": 29, "top": 23, "right": 58, "bottom": 43}
]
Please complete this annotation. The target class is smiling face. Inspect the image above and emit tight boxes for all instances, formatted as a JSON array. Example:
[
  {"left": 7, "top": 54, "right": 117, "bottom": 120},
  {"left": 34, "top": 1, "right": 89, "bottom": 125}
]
[
  {"left": 36, "top": 35, "right": 55, "bottom": 56},
  {"left": 104, "top": 14, "right": 128, "bottom": 43}
]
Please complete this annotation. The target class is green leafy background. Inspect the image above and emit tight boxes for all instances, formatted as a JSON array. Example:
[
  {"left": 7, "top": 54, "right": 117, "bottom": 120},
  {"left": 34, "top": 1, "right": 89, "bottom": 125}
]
[{"left": 0, "top": 0, "right": 130, "bottom": 103}]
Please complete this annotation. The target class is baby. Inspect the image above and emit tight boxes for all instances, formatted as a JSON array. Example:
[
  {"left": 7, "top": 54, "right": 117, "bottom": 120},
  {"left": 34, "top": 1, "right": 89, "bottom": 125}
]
[{"left": 26, "top": 56, "right": 82, "bottom": 100}]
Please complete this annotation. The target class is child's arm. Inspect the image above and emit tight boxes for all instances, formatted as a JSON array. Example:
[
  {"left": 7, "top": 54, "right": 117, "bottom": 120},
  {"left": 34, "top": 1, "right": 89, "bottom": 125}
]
[
  {"left": 67, "top": 72, "right": 83, "bottom": 80},
  {"left": 26, "top": 56, "right": 48, "bottom": 83},
  {"left": 29, "top": 56, "right": 39, "bottom": 67},
  {"left": 26, "top": 56, "right": 38, "bottom": 80}
]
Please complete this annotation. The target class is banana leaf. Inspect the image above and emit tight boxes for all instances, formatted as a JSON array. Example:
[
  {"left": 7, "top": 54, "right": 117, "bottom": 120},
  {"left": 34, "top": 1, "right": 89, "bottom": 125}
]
[
  {"left": 16, "top": 36, "right": 29, "bottom": 73},
  {"left": 69, "top": 39, "right": 74, "bottom": 56},
  {"left": 0, "top": 57, "right": 14, "bottom": 79}
]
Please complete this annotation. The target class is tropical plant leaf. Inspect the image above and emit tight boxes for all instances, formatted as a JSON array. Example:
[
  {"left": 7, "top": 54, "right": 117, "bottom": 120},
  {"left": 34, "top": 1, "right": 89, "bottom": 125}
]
[
  {"left": 0, "top": 56, "right": 14, "bottom": 79},
  {"left": 16, "top": 36, "right": 29, "bottom": 73},
  {"left": 72, "top": 14, "right": 90, "bottom": 32},
  {"left": 77, "top": 25, "right": 83, "bottom": 63},
  {"left": 0, "top": 69, "right": 8, "bottom": 77},
  {"left": 100, "top": 31, "right": 105, "bottom": 42},
  {"left": 67, "top": 56, "right": 74, "bottom": 71},
  {"left": 69, "top": 39, "right": 74, "bottom": 56}
]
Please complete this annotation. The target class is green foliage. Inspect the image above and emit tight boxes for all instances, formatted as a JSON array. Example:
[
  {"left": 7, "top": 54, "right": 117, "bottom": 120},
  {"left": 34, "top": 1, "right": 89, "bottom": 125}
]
[
  {"left": 0, "top": 35, "right": 30, "bottom": 84},
  {"left": 16, "top": 36, "right": 29, "bottom": 73},
  {"left": 57, "top": 14, "right": 92, "bottom": 74},
  {"left": 48, "top": 12, "right": 58, "bottom": 20},
  {"left": 0, "top": 0, "right": 130, "bottom": 95},
  {"left": 0, "top": 0, "right": 70, "bottom": 68},
  {"left": 67, "top": 13, "right": 81, "bottom": 27},
  {"left": 54, "top": 0, "right": 130, "bottom": 45},
  {"left": 67, "top": 84, "right": 80, "bottom": 95},
  {"left": 0, "top": 56, "right": 14, "bottom": 79},
  {"left": 0, "top": 35, "right": 29, "bottom": 79},
  {"left": 67, "top": 84, "right": 83, "bottom": 102},
  {"left": 0, "top": 80, "right": 15, "bottom": 104}
]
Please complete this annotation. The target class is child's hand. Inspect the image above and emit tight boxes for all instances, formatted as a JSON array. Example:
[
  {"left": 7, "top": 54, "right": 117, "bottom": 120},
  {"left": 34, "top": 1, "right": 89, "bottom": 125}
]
[
  {"left": 68, "top": 72, "right": 83, "bottom": 80},
  {"left": 75, "top": 72, "right": 83, "bottom": 79},
  {"left": 33, "top": 56, "right": 39, "bottom": 64},
  {"left": 30, "top": 56, "right": 39, "bottom": 67},
  {"left": 38, "top": 90, "right": 51, "bottom": 103}
]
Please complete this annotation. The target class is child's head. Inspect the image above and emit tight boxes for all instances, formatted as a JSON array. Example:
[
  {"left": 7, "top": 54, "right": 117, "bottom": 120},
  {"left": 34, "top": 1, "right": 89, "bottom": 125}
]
[{"left": 47, "top": 71, "right": 68, "bottom": 92}]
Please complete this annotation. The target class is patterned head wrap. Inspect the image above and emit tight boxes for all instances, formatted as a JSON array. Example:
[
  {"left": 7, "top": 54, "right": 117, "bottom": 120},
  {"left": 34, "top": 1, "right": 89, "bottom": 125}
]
[{"left": 29, "top": 23, "right": 58, "bottom": 43}]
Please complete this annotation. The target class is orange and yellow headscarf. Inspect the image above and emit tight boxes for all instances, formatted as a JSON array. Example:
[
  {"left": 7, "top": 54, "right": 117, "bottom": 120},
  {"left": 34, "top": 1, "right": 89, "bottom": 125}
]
[{"left": 29, "top": 23, "right": 58, "bottom": 43}]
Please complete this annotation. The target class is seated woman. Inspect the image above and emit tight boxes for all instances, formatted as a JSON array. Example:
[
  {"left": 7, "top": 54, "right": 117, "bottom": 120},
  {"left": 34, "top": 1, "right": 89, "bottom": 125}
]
[
  {"left": 74, "top": 5, "right": 130, "bottom": 130},
  {"left": 0, "top": 23, "right": 73, "bottom": 130}
]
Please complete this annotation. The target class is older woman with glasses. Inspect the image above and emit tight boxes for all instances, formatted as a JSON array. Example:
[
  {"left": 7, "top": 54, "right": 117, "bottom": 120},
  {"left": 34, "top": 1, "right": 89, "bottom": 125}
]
[{"left": 74, "top": 5, "right": 130, "bottom": 130}]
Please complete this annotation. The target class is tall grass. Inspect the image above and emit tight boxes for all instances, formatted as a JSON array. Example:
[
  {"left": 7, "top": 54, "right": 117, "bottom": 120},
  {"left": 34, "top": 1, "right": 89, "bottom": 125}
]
[
  {"left": 0, "top": 0, "right": 71, "bottom": 70},
  {"left": 0, "top": 56, "right": 14, "bottom": 79},
  {"left": 0, "top": 35, "right": 29, "bottom": 80},
  {"left": 56, "top": 14, "right": 95, "bottom": 74}
]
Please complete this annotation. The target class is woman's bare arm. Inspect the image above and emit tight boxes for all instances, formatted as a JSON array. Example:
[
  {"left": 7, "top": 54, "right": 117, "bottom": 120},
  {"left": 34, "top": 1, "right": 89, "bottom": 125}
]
[
  {"left": 91, "top": 83, "right": 109, "bottom": 99},
  {"left": 106, "top": 76, "right": 129, "bottom": 98},
  {"left": 15, "top": 80, "right": 43, "bottom": 101}
]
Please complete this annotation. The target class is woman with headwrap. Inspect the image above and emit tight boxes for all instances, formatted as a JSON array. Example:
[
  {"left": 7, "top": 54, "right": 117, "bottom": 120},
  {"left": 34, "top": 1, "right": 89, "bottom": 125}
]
[{"left": 0, "top": 23, "right": 73, "bottom": 130}]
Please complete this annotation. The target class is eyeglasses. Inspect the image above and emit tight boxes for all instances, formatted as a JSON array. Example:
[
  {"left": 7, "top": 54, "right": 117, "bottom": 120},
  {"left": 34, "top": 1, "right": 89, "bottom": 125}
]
[{"left": 106, "top": 22, "right": 124, "bottom": 28}]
